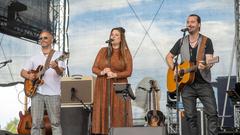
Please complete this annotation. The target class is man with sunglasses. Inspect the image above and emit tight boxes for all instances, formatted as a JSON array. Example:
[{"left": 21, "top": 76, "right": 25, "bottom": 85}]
[{"left": 21, "top": 30, "right": 66, "bottom": 135}]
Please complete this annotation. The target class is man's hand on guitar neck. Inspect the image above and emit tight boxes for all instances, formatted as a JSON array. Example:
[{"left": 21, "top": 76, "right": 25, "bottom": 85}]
[
  {"left": 49, "top": 61, "right": 58, "bottom": 69},
  {"left": 50, "top": 61, "right": 64, "bottom": 76},
  {"left": 198, "top": 61, "right": 207, "bottom": 70},
  {"left": 198, "top": 54, "right": 215, "bottom": 70}
]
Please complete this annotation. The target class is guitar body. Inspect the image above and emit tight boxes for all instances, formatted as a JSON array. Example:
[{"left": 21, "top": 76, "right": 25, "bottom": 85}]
[
  {"left": 24, "top": 52, "right": 69, "bottom": 97},
  {"left": 24, "top": 65, "right": 44, "bottom": 97},
  {"left": 167, "top": 61, "right": 195, "bottom": 93},
  {"left": 145, "top": 110, "right": 165, "bottom": 127},
  {"left": 145, "top": 80, "right": 165, "bottom": 127},
  {"left": 17, "top": 111, "right": 32, "bottom": 135},
  {"left": 17, "top": 110, "right": 52, "bottom": 135}
]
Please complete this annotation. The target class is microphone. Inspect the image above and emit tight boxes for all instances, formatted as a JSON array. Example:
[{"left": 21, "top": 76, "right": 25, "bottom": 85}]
[
  {"left": 181, "top": 28, "right": 189, "bottom": 32},
  {"left": 105, "top": 39, "right": 114, "bottom": 43},
  {"left": 0, "top": 59, "right": 12, "bottom": 65}
]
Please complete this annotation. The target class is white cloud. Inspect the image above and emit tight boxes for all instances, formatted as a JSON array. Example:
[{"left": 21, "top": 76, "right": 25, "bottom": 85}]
[
  {"left": 67, "top": 15, "right": 234, "bottom": 72},
  {"left": 70, "top": 0, "right": 142, "bottom": 17},
  {"left": 189, "top": 0, "right": 233, "bottom": 11}
]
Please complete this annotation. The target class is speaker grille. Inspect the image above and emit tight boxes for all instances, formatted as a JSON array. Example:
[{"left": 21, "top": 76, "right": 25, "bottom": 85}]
[{"left": 61, "top": 76, "right": 95, "bottom": 107}]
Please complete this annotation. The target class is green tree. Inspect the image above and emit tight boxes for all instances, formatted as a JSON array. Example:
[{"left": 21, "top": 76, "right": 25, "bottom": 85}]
[{"left": 4, "top": 117, "right": 19, "bottom": 134}]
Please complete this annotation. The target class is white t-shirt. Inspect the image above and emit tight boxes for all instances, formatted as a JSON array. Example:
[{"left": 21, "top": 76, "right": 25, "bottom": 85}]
[{"left": 22, "top": 51, "right": 66, "bottom": 95}]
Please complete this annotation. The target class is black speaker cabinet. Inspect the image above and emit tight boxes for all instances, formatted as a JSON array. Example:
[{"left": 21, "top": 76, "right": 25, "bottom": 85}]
[
  {"left": 61, "top": 107, "right": 90, "bottom": 135},
  {"left": 61, "top": 76, "right": 95, "bottom": 106},
  {"left": 109, "top": 127, "right": 167, "bottom": 135}
]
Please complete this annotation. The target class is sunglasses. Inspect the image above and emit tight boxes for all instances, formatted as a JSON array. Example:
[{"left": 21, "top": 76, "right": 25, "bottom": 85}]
[{"left": 39, "top": 36, "right": 48, "bottom": 40}]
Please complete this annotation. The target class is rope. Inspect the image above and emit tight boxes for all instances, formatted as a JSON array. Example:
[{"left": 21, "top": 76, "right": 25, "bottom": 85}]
[{"left": 127, "top": 0, "right": 165, "bottom": 61}]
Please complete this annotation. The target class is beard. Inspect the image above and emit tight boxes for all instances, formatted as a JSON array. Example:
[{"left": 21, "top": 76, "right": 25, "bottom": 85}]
[{"left": 41, "top": 43, "right": 51, "bottom": 49}]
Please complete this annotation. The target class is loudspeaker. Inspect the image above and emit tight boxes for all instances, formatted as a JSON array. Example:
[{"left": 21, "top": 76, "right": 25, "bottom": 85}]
[
  {"left": 61, "top": 76, "right": 95, "bottom": 106},
  {"left": 215, "top": 76, "right": 235, "bottom": 127},
  {"left": 61, "top": 107, "right": 90, "bottom": 135},
  {"left": 109, "top": 127, "right": 167, "bottom": 135},
  {"left": 0, "top": 130, "right": 13, "bottom": 135}
]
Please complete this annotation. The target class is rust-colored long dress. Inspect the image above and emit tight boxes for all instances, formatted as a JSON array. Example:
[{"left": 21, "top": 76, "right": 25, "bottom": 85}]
[{"left": 92, "top": 47, "right": 133, "bottom": 134}]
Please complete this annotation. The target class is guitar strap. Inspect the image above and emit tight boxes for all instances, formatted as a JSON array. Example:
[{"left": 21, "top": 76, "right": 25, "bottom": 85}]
[
  {"left": 44, "top": 49, "right": 55, "bottom": 70},
  {"left": 196, "top": 35, "right": 207, "bottom": 65}
]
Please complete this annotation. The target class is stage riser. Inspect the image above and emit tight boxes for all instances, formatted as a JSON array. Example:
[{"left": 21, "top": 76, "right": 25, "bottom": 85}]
[{"left": 109, "top": 127, "right": 167, "bottom": 135}]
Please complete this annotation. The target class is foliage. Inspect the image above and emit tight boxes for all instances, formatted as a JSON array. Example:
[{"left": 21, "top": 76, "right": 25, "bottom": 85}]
[{"left": 4, "top": 117, "right": 19, "bottom": 134}]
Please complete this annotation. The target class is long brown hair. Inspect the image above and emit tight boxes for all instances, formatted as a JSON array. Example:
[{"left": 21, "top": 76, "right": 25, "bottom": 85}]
[{"left": 107, "top": 27, "right": 129, "bottom": 68}]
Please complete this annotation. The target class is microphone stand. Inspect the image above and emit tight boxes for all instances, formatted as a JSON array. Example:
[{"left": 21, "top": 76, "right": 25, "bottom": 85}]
[
  {"left": 174, "top": 30, "right": 187, "bottom": 135},
  {"left": 71, "top": 88, "right": 91, "bottom": 135},
  {"left": 0, "top": 62, "right": 8, "bottom": 69}
]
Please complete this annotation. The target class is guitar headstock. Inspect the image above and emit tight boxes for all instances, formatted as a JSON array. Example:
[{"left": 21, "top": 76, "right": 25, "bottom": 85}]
[
  {"left": 56, "top": 52, "right": 70, "bottom": 61},
  {"left": 199, "top": 56, "right": 219, "bottom": 65},
  {"left": 207, "top": 56, "right": 219, "bottom": 64},
  {"left": 149, "top": 80, "right": 160, "bottom": 92}
]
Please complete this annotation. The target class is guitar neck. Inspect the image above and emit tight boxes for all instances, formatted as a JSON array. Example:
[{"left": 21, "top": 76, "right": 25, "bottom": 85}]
[
  {"left": 152, "top": 88, "right": 157, "bottom": 116},
  {"left": 150, "top": 80, "right": 157, "bottom": 116},
  {"left": 156, "top": 90, "right": 160, "bottom": 111},
  {"left": 38, "top": 57, "right": 62, "bottom": 77},
  {"left": 24, "top": 96, "right": 28, "bottom": 114},
  {"left": 185, "top": 65, "right": 198, "bottom": 73},
  {"left": 37, "top": 66, "right": 49, "bottom": 79}
]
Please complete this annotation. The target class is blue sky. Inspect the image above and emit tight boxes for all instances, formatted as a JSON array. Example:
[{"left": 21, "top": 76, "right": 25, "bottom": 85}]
[{"left": 0, "top": 0, "right": 236, "bottom": 129}]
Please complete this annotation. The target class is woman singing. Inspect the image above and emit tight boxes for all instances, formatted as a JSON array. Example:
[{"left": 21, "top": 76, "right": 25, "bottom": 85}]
[{"left": 91, "top": 27, "right": 133, "bottom": 135}]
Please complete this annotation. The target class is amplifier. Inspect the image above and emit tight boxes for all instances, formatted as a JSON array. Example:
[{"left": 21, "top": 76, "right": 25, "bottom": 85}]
[{"left": 60, "top": 76, "right": 95, "bottom": 107}]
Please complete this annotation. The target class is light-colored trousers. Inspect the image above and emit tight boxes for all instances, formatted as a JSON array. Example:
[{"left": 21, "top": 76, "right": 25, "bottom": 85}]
[{"left": 31, "top": 93, "right": 62, "bottom": 135}]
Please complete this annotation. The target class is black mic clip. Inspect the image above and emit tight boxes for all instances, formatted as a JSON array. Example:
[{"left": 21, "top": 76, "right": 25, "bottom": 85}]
[
  {"left": 105, "top": 39, "right": 114, "bottom": 43},
  {"left": 181, "top": 28, "right": 189, "bottom": 32},
  {"left": 0, "top": 59, "right": 12, "bottom": 65}
]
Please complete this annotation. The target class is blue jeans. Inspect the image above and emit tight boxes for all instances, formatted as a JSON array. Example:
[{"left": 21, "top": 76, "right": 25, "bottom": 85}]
[{"left": 182, "top": 82, "right": 218, "bottom": 135}]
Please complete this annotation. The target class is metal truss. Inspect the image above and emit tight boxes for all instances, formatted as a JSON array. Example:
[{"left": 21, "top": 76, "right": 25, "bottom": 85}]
[
  {"left": 234, "top": 103, "right": 240, "bottom": 129},
  {"left": 167, "top": 106, "right": 178, "bottom": 134},
  {"left": 236, "top": 0, "right": 240, "bottom": 82},
  {"left": 50, "top": 0, "right": 69, "bottom": 75},
  {"left": 50, "top": 0, "right": 69, "bottom": 52}
]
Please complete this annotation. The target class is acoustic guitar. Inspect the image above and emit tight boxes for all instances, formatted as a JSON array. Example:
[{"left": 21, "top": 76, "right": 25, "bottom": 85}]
[
  {"left": 17, "top": 96, "right": 52, "bottom": 135},
  {"left": 167, "top": 56, "right": 219, "bottom": 93},
  {"left": 24, "top": 52, "right": 69, "bottom": 97},
  {"left": 145, "top": 80, "right": 165, "bottom": 127}
]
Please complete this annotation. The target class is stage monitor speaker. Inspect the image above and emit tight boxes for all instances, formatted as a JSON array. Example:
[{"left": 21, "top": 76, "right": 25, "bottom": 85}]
[
  {"left": 109, "top": 127, "right": 167, "bottom": 135},
  {"left": 61, "top": 76, "right": 95, "bottom": 107},
  {"left": 61, "top": 107, "right": 90, "bottom": 135}
]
